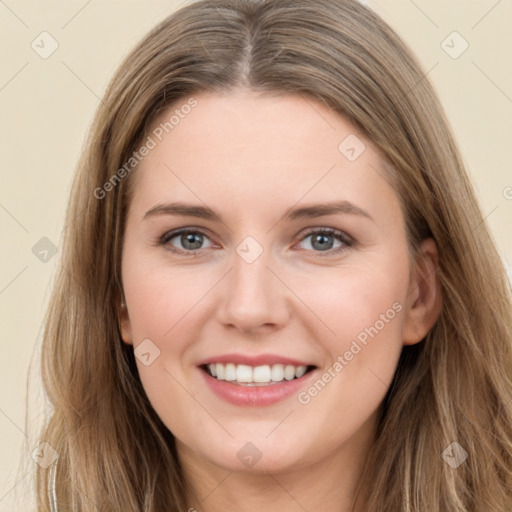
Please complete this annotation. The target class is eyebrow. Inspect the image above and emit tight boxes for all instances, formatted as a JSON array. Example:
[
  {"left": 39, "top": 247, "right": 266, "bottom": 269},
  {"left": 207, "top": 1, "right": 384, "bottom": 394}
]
[{"left": 143, "top": 200, "right": 373, "bottom": 223}]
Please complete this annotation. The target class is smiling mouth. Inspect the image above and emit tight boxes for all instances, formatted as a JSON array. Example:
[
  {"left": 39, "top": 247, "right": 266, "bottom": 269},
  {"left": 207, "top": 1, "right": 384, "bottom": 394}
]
[{"left": 200, "top": 363, "right": 317, "bottom": 386}]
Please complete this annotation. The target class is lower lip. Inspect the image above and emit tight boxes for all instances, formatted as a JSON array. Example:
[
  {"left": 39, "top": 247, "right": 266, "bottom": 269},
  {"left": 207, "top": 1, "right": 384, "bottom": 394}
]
[{"left": 199, "top": 367, "right": 317, "bottom": 406}]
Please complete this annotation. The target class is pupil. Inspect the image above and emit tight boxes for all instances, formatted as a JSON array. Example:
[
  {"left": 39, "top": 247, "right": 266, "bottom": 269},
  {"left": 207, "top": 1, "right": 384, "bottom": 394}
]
[
  {"left": 182, "top": 233, "right": 202, "bottom": 249},
  {"left": 312, "top": 234, "right": 333, "bottom": 251}
]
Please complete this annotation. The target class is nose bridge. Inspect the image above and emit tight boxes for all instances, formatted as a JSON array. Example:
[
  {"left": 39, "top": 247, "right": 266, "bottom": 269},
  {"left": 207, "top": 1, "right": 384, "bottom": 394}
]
[
  {"left": 218, "top": 235, "right": 289, "bottom": 330},
  {"left": 233, "top": 243, "right": 270, "bottom": 297}
]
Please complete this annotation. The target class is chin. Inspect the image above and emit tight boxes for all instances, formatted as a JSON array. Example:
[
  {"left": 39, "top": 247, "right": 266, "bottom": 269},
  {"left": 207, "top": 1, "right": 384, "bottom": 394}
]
[{"left": 191, "top": 434, "right": 314, "bottom": 475}]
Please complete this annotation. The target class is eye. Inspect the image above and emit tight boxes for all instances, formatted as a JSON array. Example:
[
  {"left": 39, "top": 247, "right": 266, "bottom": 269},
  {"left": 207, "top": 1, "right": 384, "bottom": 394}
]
[
  {"left": 157, "top": 227, "right": 353, "bottom": 257},
  {"left": 158, "top": 228, "right": 214, "bottom": 254},
  {"left": 296, "top": 228, "right": 353, "bottom": 255}
]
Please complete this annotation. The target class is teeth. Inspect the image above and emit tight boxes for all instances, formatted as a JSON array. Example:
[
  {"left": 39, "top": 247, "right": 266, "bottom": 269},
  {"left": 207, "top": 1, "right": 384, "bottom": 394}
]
[
  {"left": 236, "top": 364, "right": 253, "bottom": 383},
  {"left": 215, "top": 363, "right": 225, "bottom": 380},
  {"left": 224, "top": 363, "right": 236, "bottom": 381},
  {"left": 271, "top": 364, "right": 284, "bottom": 381},
  {"left": 206, "top": 363, "right": 310, "bottom": 384},
  {"left": 295, "top": 365, "right": 307, "bottom": 378},
  {"left": 253, "top": 365, "right": 271, "bottom": 383},
  {"left": 284, "top": 365, "right": 296, "bottom": 380}
]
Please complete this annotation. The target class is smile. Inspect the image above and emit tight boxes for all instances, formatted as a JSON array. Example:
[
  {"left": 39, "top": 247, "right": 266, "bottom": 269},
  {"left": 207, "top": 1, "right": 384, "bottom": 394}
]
[
  {"left": 202, "top": 363, "right": 315, "bottom": 385},
  {"left": 198, "top": 356, "right": 319, "bottom": 406}
]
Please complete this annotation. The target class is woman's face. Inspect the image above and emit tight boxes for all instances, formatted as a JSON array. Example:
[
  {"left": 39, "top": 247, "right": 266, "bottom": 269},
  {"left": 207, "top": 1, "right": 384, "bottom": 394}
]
[{"left": 119, "top": 88, "right": 438, "bottom": 476}]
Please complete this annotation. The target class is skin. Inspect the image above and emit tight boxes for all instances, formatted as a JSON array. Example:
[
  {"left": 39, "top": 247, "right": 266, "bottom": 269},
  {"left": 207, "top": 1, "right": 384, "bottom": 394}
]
[{"left": 119, "top": 88, "right": 442, "bottom": 512}]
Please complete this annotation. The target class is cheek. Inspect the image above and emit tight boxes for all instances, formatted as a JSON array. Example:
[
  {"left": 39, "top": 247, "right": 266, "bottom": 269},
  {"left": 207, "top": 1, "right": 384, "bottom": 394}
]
[
  {"left": 121, "top": 250, "right": 209, "bottom": 343},
  {"left": 288, "top": 261, "right": 407, "bottom": 453},
  {"left": 120, "top": 250, "right": 225, "bottom": 397},
  {"left": 297, "top": 248, "right": 409, "bottom": 398},
  {"left": 121, "top": 257, "right": 206, "bottom": 431},
  {"left": 294, "top": 249, "right": 408, "bottom": 347},
  {"left": 328, "top": 268, "right": 406, "bottom": 350}
]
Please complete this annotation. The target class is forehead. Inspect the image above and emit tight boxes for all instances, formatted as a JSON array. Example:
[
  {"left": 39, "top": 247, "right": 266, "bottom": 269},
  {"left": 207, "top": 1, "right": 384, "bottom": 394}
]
[
  {"left": 127, "top": 89, "right": 399, "bottom": 224},
  {"left": 146, "top": 89, "right": 366, "bottom": 165}
]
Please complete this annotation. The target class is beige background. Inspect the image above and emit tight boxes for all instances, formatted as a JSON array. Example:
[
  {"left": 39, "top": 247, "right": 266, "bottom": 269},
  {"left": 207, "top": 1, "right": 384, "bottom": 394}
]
[{"left": 1, "top": 0, "right": 511, "bottom": 509}]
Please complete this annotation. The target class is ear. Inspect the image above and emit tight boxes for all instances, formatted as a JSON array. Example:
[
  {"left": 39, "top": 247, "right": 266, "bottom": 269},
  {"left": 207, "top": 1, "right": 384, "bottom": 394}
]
[
  {"left": 117, "top": 294, "right": 133, "bottom": 345},
  {"left": 402, "top": 237, "right": 442, "bottom": 346}
]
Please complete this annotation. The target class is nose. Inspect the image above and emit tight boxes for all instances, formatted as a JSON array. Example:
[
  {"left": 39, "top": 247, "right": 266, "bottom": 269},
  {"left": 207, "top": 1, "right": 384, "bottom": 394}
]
[{"left": 216, "top": 242, "right": 291, "bottom": 334}]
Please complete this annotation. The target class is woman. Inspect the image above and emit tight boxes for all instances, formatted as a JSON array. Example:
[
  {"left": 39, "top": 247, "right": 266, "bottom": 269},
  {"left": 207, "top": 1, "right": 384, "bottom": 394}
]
[{"left": 33, "top": 0, "right": 512, "bottom": 510}]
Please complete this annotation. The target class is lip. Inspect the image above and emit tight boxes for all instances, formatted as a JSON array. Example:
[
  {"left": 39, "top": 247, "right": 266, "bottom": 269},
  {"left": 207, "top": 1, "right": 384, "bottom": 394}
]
[
  {"left": 196, "top": 352, "right": 314, "bottom": 367},
  {"left": 198, "top": 365, "right": 319, "bottom": 407}
]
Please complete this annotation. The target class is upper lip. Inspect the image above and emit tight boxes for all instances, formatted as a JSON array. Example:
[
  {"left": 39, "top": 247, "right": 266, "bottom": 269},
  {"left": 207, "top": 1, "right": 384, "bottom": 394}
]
[{"left": 197, "top": 353, "right": 316, "bottom": 367}]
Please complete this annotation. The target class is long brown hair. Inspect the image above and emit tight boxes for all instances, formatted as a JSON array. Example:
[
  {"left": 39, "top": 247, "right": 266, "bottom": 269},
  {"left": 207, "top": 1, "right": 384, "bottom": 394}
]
[{"left": 25, "top": 0, "right": 512, "bottom": 510}]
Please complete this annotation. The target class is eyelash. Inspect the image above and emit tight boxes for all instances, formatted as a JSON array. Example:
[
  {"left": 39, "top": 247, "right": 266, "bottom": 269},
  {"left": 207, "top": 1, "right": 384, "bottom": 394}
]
[{"left": 156, "top": 227, "right": 354, "bottom": 257}]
